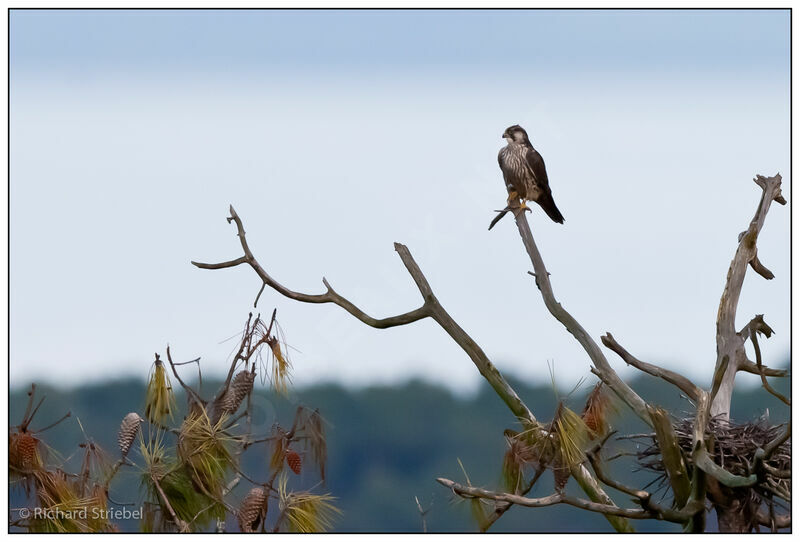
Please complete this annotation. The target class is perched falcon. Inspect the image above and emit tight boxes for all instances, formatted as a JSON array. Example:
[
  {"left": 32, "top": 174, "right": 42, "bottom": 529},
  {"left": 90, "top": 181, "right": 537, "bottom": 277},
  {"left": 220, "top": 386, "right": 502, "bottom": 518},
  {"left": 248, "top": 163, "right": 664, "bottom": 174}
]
[{"left": 490, "top": 124, "right": 564, "bottom": 229}]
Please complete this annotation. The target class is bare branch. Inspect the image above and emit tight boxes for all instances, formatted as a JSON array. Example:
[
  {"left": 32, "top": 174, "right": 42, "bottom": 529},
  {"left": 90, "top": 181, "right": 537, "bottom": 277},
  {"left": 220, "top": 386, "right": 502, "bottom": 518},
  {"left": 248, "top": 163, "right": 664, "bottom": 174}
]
[
  {"left": 165, "top": 348, "right": 205, "bottom": 409},
  {"left": 20, "top": 384, "right": 36, "bottom": 428},
  {"left": 686, "top": 458, "right": 707, "bottom": 532},
  {"left": 749, "top": 250, "right": 774, "bottom": 280},
  {"left": 414, "top": 495, "right": 431, "bottom": 533},
  {"left": 513, "top": 213, "right": 651, "bottom": 426},
  {"left": 587, "top": 448, "right": 648, "bottom": 501},
  {"left": 586, "top": 439, "right": 704, "bottom": 524},
  {"left": 171, "top": 357, "right": 202, "bottom": 366},
  {"left": 151, "top": 475, "right": 189, "bottom": 532},
  {"left": 738, "top": 361, "right": 787, "bottom": 378},
  {"left": 752, "top": 173, "right": 787, "bottom": 205},
  {"left": 762, "top": 424, "right": 791, "bottom": 463},
  {"left": 647, "top": 406, "right": 691, "bottom": 507},
  {"left": 192, "top": 206, "right": 430, "bottom": 329},
  {"left": 685, "top": 390, "right": 709, "bottom": 532},
  {"left": 488, "top": 207, "right": 512, "bottom": 230},
  {"left": 481, "top": 467, "right": 545, "bottom": 532},
  {"left": 436, "top": 477, "right": 648, "bottom": 518},
  {"left": 32, "top": 411, "right": 71, "bottom": 433},
  {"left": 601, "top": 333, "right": 701, "bottom": 402},
  {"left": 750, "top": 329, "right": 790, "bottom": 406},
  {"left": 712, "top": 174, "right": 785, "bottom": 418},
  {"left": 437, "top": 477, "right": 702, "bottom": 524},
  {"left": 193, "top": 206, "right": 537, "bottom": 425},
  {"left": 192, "top": 256, "right": 248, "bottom": 270},
  {"left": 24, "top": 396, "right": 46, "bottom": 432},
  {"left": 694, "top": 448, "right": 757, "bottom": 488},
  {"left": 253, "top": 281, "right": 267, "bottom": 308},
  {"left": 569, "top": 463, "right": 636, "bottom": 532},
  {"left": 762, "top": 463, "right": 790, "bottom": 479},
  {"left": 738, "top": 313, "right": 775, "bottom": 340}
]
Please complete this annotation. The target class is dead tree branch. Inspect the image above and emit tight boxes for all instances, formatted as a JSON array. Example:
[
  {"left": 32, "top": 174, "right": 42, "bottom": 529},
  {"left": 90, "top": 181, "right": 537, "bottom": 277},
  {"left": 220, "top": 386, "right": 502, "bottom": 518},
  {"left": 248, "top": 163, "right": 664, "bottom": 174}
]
[
  {"left": 32, "top": 411, "right": 72, "bottom": 433},
  {"left": 587, "top": 448, "right": 649, "bottom": 501},
  {"left": 738, "top": 313, "right": 775, "bottom": 341},
  {"left": 436, "top": 477, "right": 703, "bottom": 523},
  {"left": 192, "top": 205, "right": 535, "bottom": 425},
  {"left": 764, "top": 425, "right": 791, "bottom": 461},
  {"left": 711, "top": 174, "right": 786, "bottom": 418},
  {"left": 647, "top": 407, "right": 691, "bottom": 507},
  {"left": 414, "top": 495, "right": 431, "bottom": 533},
  {"left": 151, "top": 475, "right": 189, "bottom": 532},
  {"left": 750, "top": 328, "right": 790, "bottom": 407},
  {"left": 192, "top": 207, "right": 430, "bottom": 329},
  {"left": 513, "top": 213, "right": 651, "bottom": 426},
  {"left": 164, "top": 348, "right": 205, "bottom": 410},
  {"left": 481, "top": 467, "right": 544, "bottom": 532},
  {"left": 738, "top": 361, "right": 787, "bottom": 378},
  {"left": 601, "top": 333, "right": 701, "bottom": 402}
]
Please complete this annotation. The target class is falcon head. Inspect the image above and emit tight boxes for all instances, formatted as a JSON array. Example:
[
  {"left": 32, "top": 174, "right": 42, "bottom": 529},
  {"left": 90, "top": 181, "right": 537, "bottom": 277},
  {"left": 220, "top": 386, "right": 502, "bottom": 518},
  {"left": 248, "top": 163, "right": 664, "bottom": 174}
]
[{"left": 502, "top": 125, "right": 529, "bottom": 144}]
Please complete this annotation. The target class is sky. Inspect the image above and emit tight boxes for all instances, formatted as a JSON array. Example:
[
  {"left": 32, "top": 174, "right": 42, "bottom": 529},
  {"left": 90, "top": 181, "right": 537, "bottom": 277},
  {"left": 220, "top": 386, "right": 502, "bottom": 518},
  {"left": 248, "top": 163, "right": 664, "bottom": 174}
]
[{"left": 10, "top": 9, "right": 790, "bottom": 396}]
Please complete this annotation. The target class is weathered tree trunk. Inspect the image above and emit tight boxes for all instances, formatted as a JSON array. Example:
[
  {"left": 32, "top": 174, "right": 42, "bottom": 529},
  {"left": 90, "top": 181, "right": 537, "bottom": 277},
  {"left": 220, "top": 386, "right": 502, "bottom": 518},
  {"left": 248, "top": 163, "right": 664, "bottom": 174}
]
[{"left": 710, "top": 174, "right": 786, "bottom": 418}]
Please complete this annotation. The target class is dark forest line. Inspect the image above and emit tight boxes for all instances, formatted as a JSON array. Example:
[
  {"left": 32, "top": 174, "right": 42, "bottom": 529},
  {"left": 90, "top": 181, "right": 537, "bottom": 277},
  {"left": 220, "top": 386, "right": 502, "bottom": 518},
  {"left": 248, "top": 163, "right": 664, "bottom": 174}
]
[{"left": 10, "top": 366, "right": 789, "bottom": 532}]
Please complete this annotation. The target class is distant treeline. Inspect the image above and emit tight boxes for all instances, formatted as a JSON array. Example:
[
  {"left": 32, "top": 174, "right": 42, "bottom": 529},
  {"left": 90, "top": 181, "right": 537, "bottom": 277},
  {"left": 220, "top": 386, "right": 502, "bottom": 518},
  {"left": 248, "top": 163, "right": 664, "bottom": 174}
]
[{"left": 10, "top": 367, "right": 789, "bottom": 532}]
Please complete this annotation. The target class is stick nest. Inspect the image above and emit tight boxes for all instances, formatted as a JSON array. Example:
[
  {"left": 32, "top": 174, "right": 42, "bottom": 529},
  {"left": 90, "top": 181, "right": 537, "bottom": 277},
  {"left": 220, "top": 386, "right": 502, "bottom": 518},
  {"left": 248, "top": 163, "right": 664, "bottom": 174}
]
[{"left": 630, "top": 415, "right": 790, "bottom": 511}]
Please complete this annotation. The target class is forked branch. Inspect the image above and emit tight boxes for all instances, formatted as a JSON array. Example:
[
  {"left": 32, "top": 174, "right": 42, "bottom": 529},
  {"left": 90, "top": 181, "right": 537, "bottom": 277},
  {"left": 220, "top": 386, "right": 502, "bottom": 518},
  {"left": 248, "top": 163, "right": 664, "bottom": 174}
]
[
  {"left": 711, "top": 174, "right": 786, "bottom": 418},
  {"left": 192, "top": 206, "right": 534, "bottom": 425},
  {"left": 192, "top": 206, "right": 430, "bottom": 329}
]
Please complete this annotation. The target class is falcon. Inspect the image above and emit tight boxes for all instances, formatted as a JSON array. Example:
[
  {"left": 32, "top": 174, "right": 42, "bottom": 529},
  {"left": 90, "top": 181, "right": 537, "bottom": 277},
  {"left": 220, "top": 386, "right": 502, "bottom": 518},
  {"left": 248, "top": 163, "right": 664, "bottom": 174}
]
[{"left": 490, "top": 124, "right": 564, "bottom": 229}]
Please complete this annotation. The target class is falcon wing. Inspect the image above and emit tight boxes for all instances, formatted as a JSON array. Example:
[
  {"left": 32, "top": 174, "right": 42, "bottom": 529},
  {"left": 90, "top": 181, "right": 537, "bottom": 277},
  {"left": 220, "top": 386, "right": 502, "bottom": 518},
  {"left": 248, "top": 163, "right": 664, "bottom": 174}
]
[
  {"left": 524, "top": 147, "right": 551, "bottom": 192},
  {"left": 525, "top": 146, "right": 565, "bottom": 223}
]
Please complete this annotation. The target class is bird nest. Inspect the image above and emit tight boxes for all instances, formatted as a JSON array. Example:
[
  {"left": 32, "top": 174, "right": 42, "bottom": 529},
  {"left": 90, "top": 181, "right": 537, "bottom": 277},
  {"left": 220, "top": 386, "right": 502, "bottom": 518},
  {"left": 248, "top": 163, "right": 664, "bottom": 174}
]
[{"left": 627, "top": 416, "right": 790, "bottom": 512}]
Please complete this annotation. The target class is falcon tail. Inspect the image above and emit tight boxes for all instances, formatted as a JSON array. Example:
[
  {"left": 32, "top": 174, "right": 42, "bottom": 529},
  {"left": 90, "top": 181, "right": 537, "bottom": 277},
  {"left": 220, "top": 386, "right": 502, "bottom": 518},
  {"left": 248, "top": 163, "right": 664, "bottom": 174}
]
[{"left": 540, "top": 196, "right": 565, "bottom": 224}]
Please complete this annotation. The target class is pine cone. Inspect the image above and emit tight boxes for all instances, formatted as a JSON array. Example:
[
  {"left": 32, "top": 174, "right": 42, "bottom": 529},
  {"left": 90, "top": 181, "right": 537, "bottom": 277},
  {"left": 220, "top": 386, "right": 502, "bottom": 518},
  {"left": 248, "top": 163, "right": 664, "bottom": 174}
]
[
  {"left": 215, "top": 371, "right": 255, "bottom": 421},
  {"left": 118, "top": 413, "right": 143, "bottom": 458},
  {"left": 286, "top": 449, "right": 302, "bottom": 475},
  {"left": 581, "top": 382, "right": 611, "bottom": 437},
  {"left": 553, "top": 464, "right": 570, "bottom": 493},
  {"left": 17, "top": 432, "right": 39, "bottom": 470},
  {"left": 237, "top": 487, "right": 267, "bottom": 533},
  {"left": 582, "top": 411, "right": 600, "bottom": 435}
]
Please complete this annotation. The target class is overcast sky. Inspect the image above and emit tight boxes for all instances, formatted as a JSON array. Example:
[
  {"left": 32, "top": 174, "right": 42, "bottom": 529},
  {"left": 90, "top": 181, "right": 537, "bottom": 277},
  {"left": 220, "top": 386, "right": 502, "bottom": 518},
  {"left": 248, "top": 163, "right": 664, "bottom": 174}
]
[{"left": 10, "top": 9, "right": 790, "bottom": 395}]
